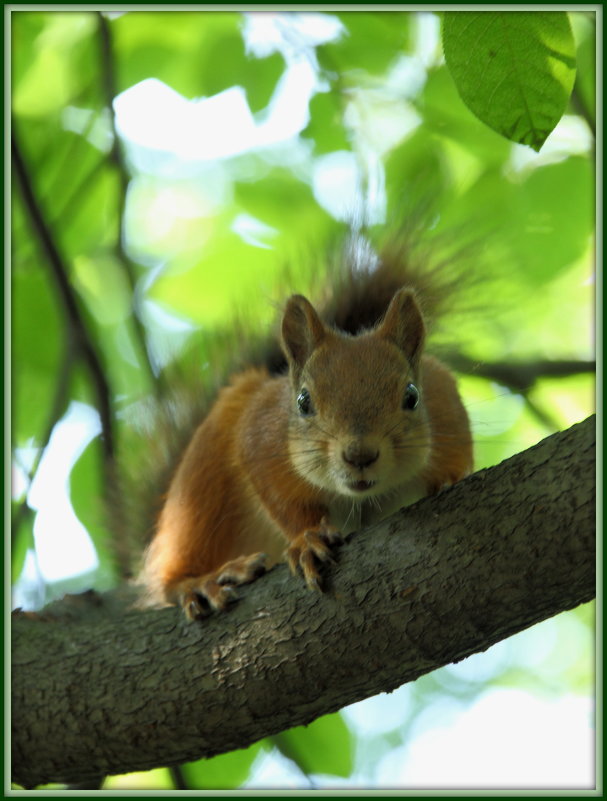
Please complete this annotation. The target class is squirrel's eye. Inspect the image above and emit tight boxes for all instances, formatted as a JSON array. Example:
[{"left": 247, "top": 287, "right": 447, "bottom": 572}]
[
  {"left": 402, "top": 383, "right": 420, "bottom": 411},
  {"left": 297, "top": 388, "right": 314, "bottom": 417}
]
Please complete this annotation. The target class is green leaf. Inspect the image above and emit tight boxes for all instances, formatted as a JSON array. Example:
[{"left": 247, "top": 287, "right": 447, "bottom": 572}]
[
  {"left": 11, "top": 255, "right": 65, "bottom": 449},
  {"left": 69, "top": 434, "right": 118, "bottom": 588},
  {"left": 234, "top": 167, "right": 335, "bottom": 241},
  {"left": 302, "top": 91, "right": 350, "bottom": 155},
  {"left": 69, "top": 254, "right": 153, "bottom": 403},
  {"left": 318, "top": 12, "right": 412, "bottom": 75},
  {"left": 419, "top": 65, "right": 512, "bottom": 166},
  {"left": 507, "top": 156, "right": 593, "bottom": 281},
  {"left": 12, "top": 12, "right": 97, "bottom": 118},
  {"left": 180, "top": 742, "right": 263, "bottom": 789},
  {"left": 442, "top": 11, "right": 577, "bottom": 151},
  {"left": 384, "top": 128, "right": 453, "bottom": 213},
  {"left": 71, "top": 253, "right": 131, "bottom": 327},
  {"left": 241, "top": 51, "right": 285, "bottom": 113},
  {"left": 429, "top": 154, "right": 593, "bottom": 286},
  {"left": 195, "top": 26, "right": 285, "bottom": 113},
  {"left": 112, "top": 12, "right": 246, "bottom": 98},
  {"left": 272, "top": 712, "right": 354, "bottom": 778},
  {"left": 59, "top": 167, "right": 120, "bottom": 255},
  {"left": 148, "top": 224, "right": 278, "bottom": 326}
]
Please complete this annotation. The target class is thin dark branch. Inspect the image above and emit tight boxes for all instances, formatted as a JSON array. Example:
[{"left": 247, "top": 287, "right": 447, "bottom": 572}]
[
  {"left": 521, "top": 393, "right": 563, "bottom": 432},
  {"left": 11, "top": 131, "right": 116, "bottom": 460},
  {"left": 96, "top": 11, "right": 163, "bottom": 392},
  {"left": 169, "top": 766, "right": 188, "bottom": 790},
  {"left": 445, "top": 354, "right": 596, "bottom": 394}
]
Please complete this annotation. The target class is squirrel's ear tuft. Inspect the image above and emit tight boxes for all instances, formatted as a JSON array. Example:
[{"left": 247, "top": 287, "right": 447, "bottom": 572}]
[
  {"left": 281, "top": 294, "right": 326, "bottom": 371},
  {"left": 378, "top": 287, "right": 425, "bottom": 366}
]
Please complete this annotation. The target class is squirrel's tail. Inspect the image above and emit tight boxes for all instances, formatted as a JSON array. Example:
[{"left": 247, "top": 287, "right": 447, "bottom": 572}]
[
  {"left": 262, "top": 224, "right": 471, "bottom": 375},
  {"left": 320, "top": 229, "right": 464, "bottom": 333}
]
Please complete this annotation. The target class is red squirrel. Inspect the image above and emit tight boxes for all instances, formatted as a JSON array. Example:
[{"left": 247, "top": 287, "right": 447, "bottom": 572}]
[{"left": 140, "top": 245, "right": 473, "bottom": 620}]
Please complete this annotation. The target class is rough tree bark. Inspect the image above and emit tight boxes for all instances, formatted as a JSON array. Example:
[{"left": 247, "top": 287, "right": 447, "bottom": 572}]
[{"left": 12, "top": 416, "right": 596, "bottom": 789}]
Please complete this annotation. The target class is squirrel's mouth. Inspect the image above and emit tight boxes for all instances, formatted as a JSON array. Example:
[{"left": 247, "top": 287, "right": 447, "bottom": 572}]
[{"left": 347, "top": 479, "right": 377, "bottom": 493}]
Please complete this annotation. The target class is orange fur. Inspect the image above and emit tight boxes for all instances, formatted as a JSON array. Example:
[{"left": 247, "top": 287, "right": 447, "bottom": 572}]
[{"left": 141, "top": 286, "right": 473, "bottom": 620}]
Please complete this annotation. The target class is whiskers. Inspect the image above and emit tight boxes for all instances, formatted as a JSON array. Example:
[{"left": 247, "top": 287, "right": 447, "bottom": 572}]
[
  {"left": 288, "top": 429, "right": 329, "bottom": 475},
  {"left": 340, "top": 491, "right": 383, "bottom": 533},
  {"left": 366, "top": 492, "right": 384, "bottom": 512},
  {"left": 385, "top": 416, "right": 433, "bottom": 456},
  {"left": 343, "top": 499, "right": 360, "bottom": 531}
]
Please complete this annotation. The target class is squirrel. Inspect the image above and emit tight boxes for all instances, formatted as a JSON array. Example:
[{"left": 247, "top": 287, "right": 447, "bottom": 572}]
[{"left": 139, "top": 235, "right": 473, "bottom": 621}]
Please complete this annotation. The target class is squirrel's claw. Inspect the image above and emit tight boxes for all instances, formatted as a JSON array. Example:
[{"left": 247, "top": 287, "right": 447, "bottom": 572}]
[
  {"left": 175, "top": 552, "right": 268, "bottom": 621},
  {"left": 286, "top": 520, "right": 343, "bottom": 591},
  {"left": 217, "top": 552, "right": 267, "bottom": 585}
]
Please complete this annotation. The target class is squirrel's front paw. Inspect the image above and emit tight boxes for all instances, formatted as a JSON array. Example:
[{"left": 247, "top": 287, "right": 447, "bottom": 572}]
[
  {"left": 175, "top": 552, "right": 267, "bottom": 622},
  {"left": 286, "top": 517, "right": 343, "bottom": 591}
]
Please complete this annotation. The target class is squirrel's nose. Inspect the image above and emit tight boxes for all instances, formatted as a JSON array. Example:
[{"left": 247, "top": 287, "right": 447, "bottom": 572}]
[{"left": 342, "top": 445, "right": 379, "bottom": 470}]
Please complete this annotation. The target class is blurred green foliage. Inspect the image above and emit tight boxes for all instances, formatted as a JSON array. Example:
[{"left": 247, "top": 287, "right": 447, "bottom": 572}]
[{"left": 11, "top": 9, "right": 595, "bottom": 790}]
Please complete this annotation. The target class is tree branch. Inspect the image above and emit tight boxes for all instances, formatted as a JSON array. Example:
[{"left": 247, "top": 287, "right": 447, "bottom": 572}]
[
  {"left": 11, "top": 128, "right": 138, "bottom": 578},
  {"left": 96, "top": 11, "right": 163, "bottom": 391},
  {"left": 445, "top": 354, "right": 596, "bottom": 393},
  {"left": 11, "top": 416, "right": 595, "bottom": 789},
  {"left": 11, "top": 131, "right": 115, "bottom": 460}
]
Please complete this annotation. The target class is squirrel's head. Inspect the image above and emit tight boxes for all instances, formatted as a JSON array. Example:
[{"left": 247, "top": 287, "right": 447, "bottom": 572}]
[{"left": 281, "top": 287, "right": 432, "bottom": 499}]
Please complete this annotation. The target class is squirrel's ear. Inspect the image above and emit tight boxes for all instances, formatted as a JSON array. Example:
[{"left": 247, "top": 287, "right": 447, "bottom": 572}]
[
  {"left": 378, "top": 287, "right": 425, "bottom": 366},
  {"left": 281, "top": 294, "right": 326, "bottom": 371}
]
